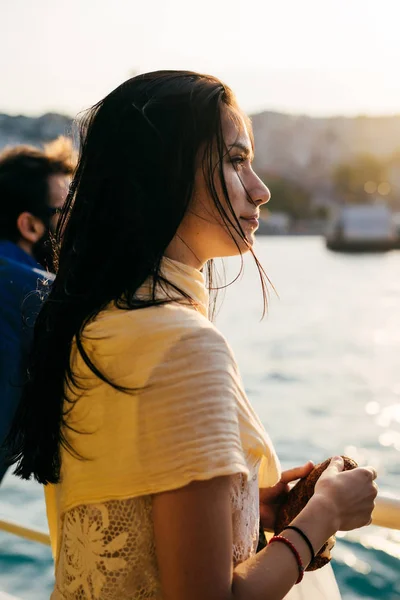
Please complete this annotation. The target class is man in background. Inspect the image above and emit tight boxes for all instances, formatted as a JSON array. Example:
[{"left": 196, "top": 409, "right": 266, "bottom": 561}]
[{"left": 0, "top": 137, "right": 75, "bottom": 483}]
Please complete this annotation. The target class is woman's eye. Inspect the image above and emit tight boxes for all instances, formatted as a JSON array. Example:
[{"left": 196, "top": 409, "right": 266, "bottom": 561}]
[{"left": 231, "top": 156, "right": 245, "bottom": 168}]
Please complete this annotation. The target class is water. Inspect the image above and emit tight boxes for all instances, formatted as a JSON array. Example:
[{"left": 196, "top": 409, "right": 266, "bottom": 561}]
[{"left": 1, "top": 237, "right": 400, "bottom": 599}]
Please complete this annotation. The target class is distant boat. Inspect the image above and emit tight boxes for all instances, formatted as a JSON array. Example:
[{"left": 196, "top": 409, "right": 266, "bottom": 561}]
[
  {"left": 393, "top": 212, "right": 400, "bottom": 250},
  {"left": 326, "top": 204, "right": 398, "bottom": 253}
]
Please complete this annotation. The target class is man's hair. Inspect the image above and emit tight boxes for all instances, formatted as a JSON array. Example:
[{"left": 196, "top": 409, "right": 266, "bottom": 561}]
[{"left": 0, "top": 136, "right": 76, "bottom": 242}]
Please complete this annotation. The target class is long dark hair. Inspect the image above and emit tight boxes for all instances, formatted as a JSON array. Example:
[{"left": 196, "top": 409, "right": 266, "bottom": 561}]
[{"left": 5, "top": 70, "right": 269, "bottom": 484}]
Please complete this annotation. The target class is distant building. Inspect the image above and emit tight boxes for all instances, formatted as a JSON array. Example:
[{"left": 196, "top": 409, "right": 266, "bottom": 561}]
[{"left": 0, "top": 113, "right": 72, "bottom": 150}]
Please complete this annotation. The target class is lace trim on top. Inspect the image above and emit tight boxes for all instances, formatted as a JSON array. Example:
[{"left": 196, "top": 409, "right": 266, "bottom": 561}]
[{"left": 52, "top": 464, "right": 260, "bottom": 600}]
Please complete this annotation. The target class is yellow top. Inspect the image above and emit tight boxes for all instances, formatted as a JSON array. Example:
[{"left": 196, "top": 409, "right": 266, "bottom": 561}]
[{"left": 44, "top": 257, "right": 280, "bottom": 565}]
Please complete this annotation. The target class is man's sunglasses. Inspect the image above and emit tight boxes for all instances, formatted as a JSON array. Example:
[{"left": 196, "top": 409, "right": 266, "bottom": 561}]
[{"left": 45, "top": 206, "right": 61, "bottom": 217}]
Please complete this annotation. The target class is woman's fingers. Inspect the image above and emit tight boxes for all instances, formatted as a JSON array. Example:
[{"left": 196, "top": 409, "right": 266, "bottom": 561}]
[
  {"left": 280, "top": 461, "right": 314, "bottom": 484},
  {"left": 326, "top": 455, "right": 344, "bottom": 473},
  {"left": 364, "top": 466, "right": 378, "bottom": 480},
  {"left": 260, "top": 480, "right": 289, "bottom": 502}
]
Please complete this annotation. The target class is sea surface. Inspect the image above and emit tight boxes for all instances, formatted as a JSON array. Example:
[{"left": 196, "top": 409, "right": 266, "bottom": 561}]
[{"left": 1, "top": 236, "right": 400, "bottom": 599}]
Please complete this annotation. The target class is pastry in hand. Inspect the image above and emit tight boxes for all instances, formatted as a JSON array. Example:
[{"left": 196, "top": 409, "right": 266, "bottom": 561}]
[{"left": 274, "top": 456, "right": 358, "bottom": 571}]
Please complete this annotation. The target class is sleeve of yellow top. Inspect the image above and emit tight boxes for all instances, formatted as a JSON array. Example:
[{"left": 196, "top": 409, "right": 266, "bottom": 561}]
[{"left": 133, "top": 326, "right": 250, "bottom": 492}]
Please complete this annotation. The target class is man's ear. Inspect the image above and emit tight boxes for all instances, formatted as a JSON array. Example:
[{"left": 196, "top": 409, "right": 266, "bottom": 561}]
[{"left": 16, "top": 212, "right": 45, "bottom": 244}]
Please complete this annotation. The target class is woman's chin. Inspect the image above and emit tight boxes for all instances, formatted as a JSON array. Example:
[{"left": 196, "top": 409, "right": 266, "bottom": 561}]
[
  {"left": 212, "top": 230, "right": 255, "bottom": 259},
  {"left": 242, "top": 233, "right": 256, "bottom": 250}
]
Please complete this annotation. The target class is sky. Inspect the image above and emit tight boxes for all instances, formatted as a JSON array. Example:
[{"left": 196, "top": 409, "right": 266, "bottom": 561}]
[{"left": 0, "top": 0, "right": 399, "bottom": 118}]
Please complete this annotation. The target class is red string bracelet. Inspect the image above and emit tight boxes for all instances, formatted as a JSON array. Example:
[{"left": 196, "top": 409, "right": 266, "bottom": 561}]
[{"left": 268, "top": 535, "right": 304, "bottom": 584}]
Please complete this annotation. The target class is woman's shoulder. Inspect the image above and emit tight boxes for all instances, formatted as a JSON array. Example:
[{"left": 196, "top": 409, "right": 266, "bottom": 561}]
[{"left": 72, "top": 302, "right": 237, "bottom": 403}]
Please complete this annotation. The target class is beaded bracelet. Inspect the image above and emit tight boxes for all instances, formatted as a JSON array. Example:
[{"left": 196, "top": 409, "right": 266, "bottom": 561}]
[{"left": 268, "top": 535, "right": 304, "bottom": 584}]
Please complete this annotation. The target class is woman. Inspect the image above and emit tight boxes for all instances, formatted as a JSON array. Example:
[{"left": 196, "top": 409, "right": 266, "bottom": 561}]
[{"left": 5, "top": 71, "right": 377, "bottom": 600}]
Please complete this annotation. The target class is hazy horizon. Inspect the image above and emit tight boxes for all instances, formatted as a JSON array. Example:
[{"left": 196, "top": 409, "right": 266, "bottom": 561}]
[{"left": 2, "top": 98, "right": 400, "bottom": 121}]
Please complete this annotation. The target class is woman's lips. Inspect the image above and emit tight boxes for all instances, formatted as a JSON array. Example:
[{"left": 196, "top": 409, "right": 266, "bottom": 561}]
[{"left": 240, "top": 216, "right": 259, "bottom": 228}]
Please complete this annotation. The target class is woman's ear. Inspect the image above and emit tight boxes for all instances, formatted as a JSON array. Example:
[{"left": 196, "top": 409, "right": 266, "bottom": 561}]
[{"left": 16, "top": 211, "right": 46, "bottom": 245}]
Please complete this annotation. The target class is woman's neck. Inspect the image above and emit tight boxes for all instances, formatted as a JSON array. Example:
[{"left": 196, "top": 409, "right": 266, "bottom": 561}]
[{"left": 164, "top": 235, "right": 205, "bottom": 270}]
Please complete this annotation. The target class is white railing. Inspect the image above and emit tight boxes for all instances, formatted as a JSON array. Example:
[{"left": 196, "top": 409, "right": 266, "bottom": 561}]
[
  {"left": 0, "top": 518, "right": 50, "bottom": 546},
  {"left": 371, "top": 495, "right": 400, "bottom": 530}
]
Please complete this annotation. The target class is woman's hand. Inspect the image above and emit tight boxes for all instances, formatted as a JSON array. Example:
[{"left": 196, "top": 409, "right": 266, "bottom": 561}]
[
  {"left": 259, "top": 461, "right": 314, "bottom": 531},
  {"left": 314, "top": 456, "right": 378, "bottom": 531}
]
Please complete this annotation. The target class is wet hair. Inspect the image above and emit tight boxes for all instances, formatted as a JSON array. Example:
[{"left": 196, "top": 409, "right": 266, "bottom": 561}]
[
  {"left": 5, "top": 70, "right": 269, "bottom": 484},
  {"left": 0, "top": 137, "right": 75, "bottom": 241}
]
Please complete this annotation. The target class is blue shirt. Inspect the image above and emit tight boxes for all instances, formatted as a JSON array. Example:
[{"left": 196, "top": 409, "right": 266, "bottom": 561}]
[{"left": 0, "top": 241, "right": 52, "bottom": 482}]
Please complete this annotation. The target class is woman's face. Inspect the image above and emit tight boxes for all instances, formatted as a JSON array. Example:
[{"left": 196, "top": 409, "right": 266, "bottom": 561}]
[{"left": 168, "top": 109, "right": 270, "bottom": 268}]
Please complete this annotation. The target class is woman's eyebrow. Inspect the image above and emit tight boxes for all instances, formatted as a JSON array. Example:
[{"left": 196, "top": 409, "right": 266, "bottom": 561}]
[{"left": 228, "top": 142, "right": 254, "bottom": 160}]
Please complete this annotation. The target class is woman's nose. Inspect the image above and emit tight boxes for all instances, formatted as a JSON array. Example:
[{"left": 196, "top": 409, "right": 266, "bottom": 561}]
[{"left": 251, "top": 178, "right": 271, "bottom": 207}]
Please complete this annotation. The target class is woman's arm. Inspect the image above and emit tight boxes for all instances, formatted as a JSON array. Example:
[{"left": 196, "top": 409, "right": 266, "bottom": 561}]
[
  {"left": 153, "top": 476, "right": 332, "bottom": 600},
  {"left": 153, "top": 458, "right": 377, "bottom": 600}
]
